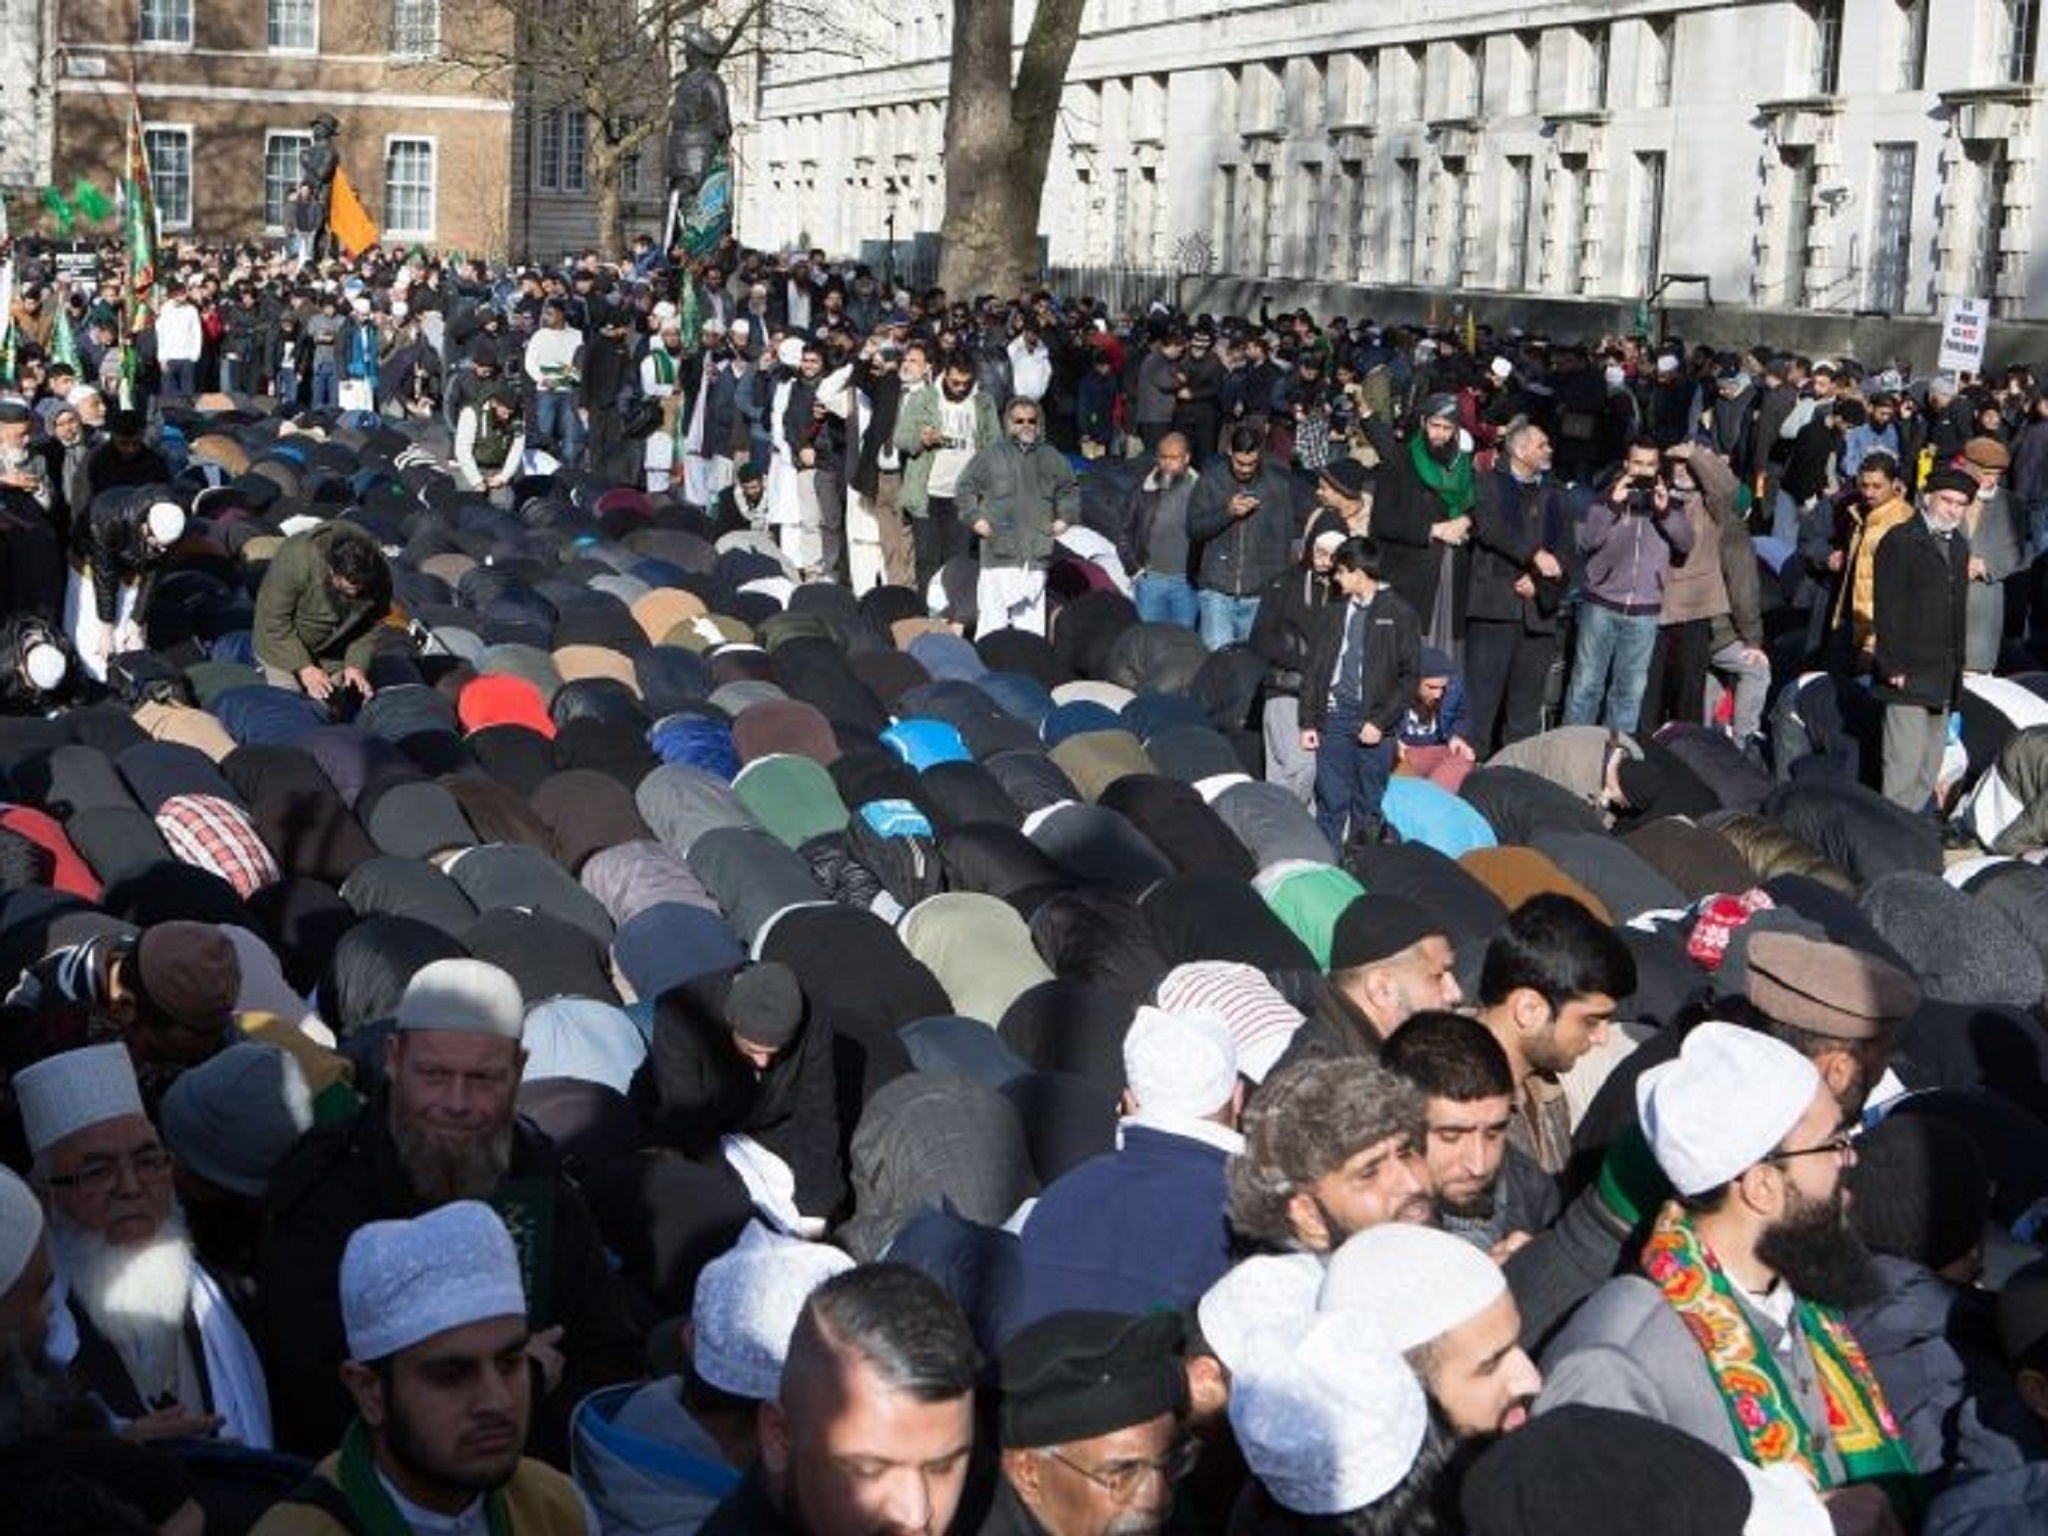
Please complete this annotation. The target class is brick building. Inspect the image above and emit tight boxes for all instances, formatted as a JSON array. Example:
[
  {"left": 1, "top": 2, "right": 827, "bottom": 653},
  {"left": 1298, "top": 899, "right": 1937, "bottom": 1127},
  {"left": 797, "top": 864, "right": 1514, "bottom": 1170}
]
[{"left": 50, "top": 0, "right": 517, "bottom": 254}]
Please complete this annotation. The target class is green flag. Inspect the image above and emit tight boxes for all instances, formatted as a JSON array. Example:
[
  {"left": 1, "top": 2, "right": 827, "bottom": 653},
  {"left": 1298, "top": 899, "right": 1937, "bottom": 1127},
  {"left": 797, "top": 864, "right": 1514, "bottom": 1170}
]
[
  {"left": 50, "top": 307, "right": 80, "bottom": 373},
  {"left": 74, "top": 179, "right": 114, "bottom": 224}
]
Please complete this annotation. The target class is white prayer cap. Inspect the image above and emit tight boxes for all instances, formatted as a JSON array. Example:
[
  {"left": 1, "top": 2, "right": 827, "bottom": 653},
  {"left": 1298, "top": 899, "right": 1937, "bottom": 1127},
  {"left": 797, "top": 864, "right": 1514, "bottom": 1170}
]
[
  {"left": 0, "top": 1165, "right": 44, "bottom": 1296},
  {"left": 16, "top": 1043, "right": 145, "bottom": 1157},
  {"left": 1229, "top": 1311, "right": 1428, "bottom": 1516},
  {"left": 1489, "top": 356, "right": 1512, "bottom": 381},
  {"left": 146, "top": 500, "right": 186, "bottom": 546},
  {"left": 24, "top": 643, "right": 67, "bottom": 692},
  {"left": 1319, "top": 1223, "right": 1507, "bottom": 1351},
  {"left": 66, "top": 385, "right": 100, "bottom": 405},
  {"left": 1123, "top": 1005, "right": 1237, "bottom": 1120},
  {"left": 691, "top": 1221, "right": 854, "bottom": 1399},
  {"left": 1196, "top": 1253, "right": 1322, "bottom": 1373},
  {"left": 1636, "top": 1021, "right": 1821, "bottom": 1196},
  {"left": 1655, "top": 353, "right": 1680, "bottom": 375},
  {"left": 396, "top": 958, "right": 525, "bottom": 1040},
  {"left": 1156, "top": 961, "right": 1302, "bottom": 1084},
  {"left": 730, "top": 318, "right": 751, "bottom": 338},
  {"left": 341, "top": 1200, "right": 527, "bottom": 1363},
  {"left": 652, "top": 301, "right": 677, "bottom": 320},
  {"left": 351, "top": 295, "right": 373, "bottom": 314},
  {"left": 776, "top": 337, "right": 805, "bottom": 368}
]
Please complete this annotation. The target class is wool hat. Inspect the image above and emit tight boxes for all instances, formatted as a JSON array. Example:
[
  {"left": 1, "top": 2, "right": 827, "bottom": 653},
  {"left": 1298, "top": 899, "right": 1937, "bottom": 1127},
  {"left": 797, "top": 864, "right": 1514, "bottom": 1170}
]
[
  {"left": 1229, "top": 1311, "right": 1428, "bottom": 1516},
  {"left": 1961, "top": 436, "right": 2010, "bottom": 471},
  {"left": 1318, "top": 1223, "right": 1508, "bottom": 1350},
  {"left": 1328, "top": 894, "right": 1444, "bottom": 971},
  {"left": 1997, "top": 1257, "right": 2048, "bottom": 1364},
  {"left": 998, "top": 1309, "right": 1189, "bottom": 1449},
  {"left": 1196, "top": 1253, "right": 1323, "bottom": 1372},
  {"left": 727, "top": 962, "right": 804, "bottom": 1049},
  {"left": 1744, "top": 932, "right": 1920, "bottom": 1042},
  {"left": 15, "top": 1042, "right": 146, "bottom": 1157},
  {"left": 1320, "top": 460, "right": 1368, "bottom": 500},
  {"left": 1421, "top": 393, "right": 1461, "bottom": 422},
  {"left": 1636, "top": 1022, "right": 1821, "bottom": 1195},
  {"left": 146, "top": 501, "right": 187, "bottom": 545},
  {"left": 135, "top": 920, "right": 242, "bottom": 1036},
  {"left": 0, "top": 1165, "right": 44, "bottom": 1296},
  {"left": 159, "top": 1041, "right": 315, "bottom": 1199},
  {"left": 1155, "top": 961, "right": 1303, "bottom": 1084},
  {"left": 1462, "top": 1404, "right": 1753, "bottom": 1536},
  {"left": 1924, "top": 465, "right": 1980, "bottom": 499},
  {"left": 690, "top": 1222, "right": 855, "bottom": 1399},
  {"left": 395, "top": 957, "right": 526, "bottom": 1040},
  {"left": 1418, "top": 646, "right": 1455, "bottom": 680},
  {"left": 1613, "top": 755, "right": 1666, "bottom": 811},
  {"left": 341, "top": 1201, "right": 528, "bottom": 1363},
  {"left": 1122, "top": 1004, "right": 1238, "bottom": 1120},
  {"left": 1846, "top": 1113, "right": 1986, "bottom": 1273}
]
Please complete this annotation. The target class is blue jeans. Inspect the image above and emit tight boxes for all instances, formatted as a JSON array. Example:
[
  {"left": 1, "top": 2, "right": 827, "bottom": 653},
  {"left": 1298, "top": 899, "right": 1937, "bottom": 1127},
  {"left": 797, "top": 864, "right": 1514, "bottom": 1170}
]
[
  {"left": 163, "top": 359, "right": 197, "bottom": 396},
  {"left": 1197, "top": 590, "right": 1260, "bottom": 650},
  {"left": 1564, "top": 603, "right": 1660, "bottom": 732},
  {"left": 1134, "top": 573, "right": 1199, "bottom": 628},
  {"left": 311, "top": 360, "right": 337, "bottom": 409},
  {"left": 535, "top": 389, "right": 584, "bottom": 467},
  {"left": 1771, "top": 487, "right": 1802, "bottom": 543},
  {"left": 1312, "top": 708, "right": 1395, "bottom": 849}
]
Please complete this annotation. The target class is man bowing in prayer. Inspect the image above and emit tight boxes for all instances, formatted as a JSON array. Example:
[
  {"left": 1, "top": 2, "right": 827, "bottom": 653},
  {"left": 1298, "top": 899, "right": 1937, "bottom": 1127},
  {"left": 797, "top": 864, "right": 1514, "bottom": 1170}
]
[
  {"left": 252, "top": 1201, "right": 593, "bottom": 1534},
  {"left": 17, "top": 1041, "right": 272, "bottom": 1445}
]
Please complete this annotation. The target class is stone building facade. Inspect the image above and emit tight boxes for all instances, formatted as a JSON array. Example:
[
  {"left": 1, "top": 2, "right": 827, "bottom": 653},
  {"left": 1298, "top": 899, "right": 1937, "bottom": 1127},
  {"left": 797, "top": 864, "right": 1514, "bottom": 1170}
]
[{"left": 747, "top": 0, "right": 2048, "bottom": 325}]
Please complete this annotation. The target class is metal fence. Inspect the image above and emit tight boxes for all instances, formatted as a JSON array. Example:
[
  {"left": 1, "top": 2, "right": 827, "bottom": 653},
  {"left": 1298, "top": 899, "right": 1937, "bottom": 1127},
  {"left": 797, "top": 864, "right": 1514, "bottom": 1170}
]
[{"left": 1042, "top": 263, "right": 1182, "bottom": 315}]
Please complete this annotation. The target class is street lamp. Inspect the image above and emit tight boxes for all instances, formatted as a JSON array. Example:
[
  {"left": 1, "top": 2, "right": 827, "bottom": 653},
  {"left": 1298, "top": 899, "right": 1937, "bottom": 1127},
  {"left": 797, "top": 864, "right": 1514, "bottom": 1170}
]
[{"left": 882, "top": 175, "right": 900, "bottom": 286}]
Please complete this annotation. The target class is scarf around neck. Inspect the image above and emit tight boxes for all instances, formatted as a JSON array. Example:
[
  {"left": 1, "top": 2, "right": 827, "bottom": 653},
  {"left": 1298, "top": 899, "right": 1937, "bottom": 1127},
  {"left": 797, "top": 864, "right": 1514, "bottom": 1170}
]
[
  {"left": 1408, "top": 432, "right": 1475, "bottom": 521},
  {"left": 338, "top": 1417, "right": 513, "bottom": 1536},
  {"left": 1639, "top": 1202, "right": 1920, "bottom": 1516}
]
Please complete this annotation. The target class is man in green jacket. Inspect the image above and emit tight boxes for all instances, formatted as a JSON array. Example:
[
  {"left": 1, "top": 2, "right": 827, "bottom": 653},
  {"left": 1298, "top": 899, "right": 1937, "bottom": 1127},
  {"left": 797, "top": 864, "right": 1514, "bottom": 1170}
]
[
  {"left": 254, "top": 521, "right": 393, "bottom": 702},
  {"left": 894, "top": 347, "right": 999, "bottom": 588},
  {"left": 956, "top": 397, "right": 1078, "bottom": 638}
]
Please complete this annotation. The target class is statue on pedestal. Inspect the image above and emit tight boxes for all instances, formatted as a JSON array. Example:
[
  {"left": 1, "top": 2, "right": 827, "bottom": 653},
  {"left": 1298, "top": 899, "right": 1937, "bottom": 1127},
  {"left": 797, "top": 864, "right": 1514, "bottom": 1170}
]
[
  {"left": 298, "top": 114, "right": 341, "bottom": 264},
  {"left": 665, "top": 25, "right": 733, "bottom": 258}
]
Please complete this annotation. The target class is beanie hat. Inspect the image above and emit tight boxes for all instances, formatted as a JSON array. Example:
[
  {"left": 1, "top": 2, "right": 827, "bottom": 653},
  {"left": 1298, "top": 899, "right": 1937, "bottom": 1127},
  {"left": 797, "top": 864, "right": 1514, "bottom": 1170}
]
[
  {"left": 134, "top": 921, "right": 242, "bottom": 1036},
  {"left": 159, "top": 1041, "right": 315, "bottom": 1199},
  {"left": 727, "top": 962, "right": 804, "bottom": 1049},
  {"left": 1328, "top": 894, "right": 1443, "bottom": 971},
  {"left": 1846, "top": 1113, "right": 1987, "bottom": 1272}
]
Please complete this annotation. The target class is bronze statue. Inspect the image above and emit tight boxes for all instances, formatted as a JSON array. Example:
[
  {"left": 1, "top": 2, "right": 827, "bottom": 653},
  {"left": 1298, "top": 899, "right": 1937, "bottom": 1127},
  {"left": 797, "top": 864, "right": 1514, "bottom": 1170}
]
[
  {"left": 666, "top": 25, "right": 731, "bottom": 203},
  {"left": 298, "top": 113, "right": 341, "bottom": 263}
]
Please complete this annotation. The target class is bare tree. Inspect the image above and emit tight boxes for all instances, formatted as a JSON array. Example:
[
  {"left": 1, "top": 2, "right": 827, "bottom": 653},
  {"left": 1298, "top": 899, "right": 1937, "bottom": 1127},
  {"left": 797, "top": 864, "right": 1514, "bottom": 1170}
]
[
  {"left": 937, "top": 0, "right": 1088, "bottom": 298},
  {"left": 434, "top": 0, "right": 864, "bottom": 257}
]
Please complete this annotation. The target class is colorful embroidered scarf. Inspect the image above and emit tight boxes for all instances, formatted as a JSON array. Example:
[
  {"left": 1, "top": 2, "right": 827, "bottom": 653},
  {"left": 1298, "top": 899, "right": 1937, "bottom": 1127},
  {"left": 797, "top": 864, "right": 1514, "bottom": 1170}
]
[
  {"left": 1407, "top": 432, "right": 1476, "bottom": 521},
  {"left": 1640, "top": 1202, "right": 1921, "bottom": 1516}
]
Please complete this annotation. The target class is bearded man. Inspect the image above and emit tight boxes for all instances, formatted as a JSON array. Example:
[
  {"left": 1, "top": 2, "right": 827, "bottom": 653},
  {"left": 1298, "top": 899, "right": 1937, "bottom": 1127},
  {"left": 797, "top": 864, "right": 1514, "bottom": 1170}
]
[
  {"left": 17, "top": 1042, "right": 271, "bottom": 1444},
  {"left": 1361, "top": 392, "right": 1476, "bottom": 659},
  {"left": 1538, "top": 1024, "right": 1919, "bottom": 1531},
  {"left": 259, "top": 959, "right": 641, "bottom": 1462}
]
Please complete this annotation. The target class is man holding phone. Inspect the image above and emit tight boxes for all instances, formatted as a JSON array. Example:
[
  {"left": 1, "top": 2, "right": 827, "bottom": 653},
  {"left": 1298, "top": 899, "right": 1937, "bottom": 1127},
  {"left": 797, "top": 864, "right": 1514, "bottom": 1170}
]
[{"left": 1187, "top": 424, "right": 1301, "bottom": 649}]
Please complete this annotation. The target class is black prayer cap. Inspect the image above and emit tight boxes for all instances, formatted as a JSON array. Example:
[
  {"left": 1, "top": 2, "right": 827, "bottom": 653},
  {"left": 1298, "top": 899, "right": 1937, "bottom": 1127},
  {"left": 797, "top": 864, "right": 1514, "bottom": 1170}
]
[{"left": 997, "top": 1310, "right": 1188, "bottom": 1449}]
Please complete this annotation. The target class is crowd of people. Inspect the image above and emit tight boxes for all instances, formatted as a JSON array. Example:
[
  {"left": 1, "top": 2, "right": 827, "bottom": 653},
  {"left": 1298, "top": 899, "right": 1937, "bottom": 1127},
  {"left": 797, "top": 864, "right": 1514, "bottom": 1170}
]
[{"left": 0, "top": 224, "right": 2046, "bottom": 1536}]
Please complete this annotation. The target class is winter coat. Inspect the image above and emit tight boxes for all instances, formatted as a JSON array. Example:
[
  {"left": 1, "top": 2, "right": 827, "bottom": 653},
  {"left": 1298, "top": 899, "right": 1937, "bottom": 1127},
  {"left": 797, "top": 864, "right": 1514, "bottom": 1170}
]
[
  {"left": 1185, "top": 460, "right": 1299, "bottom": 598},
  {"left": 894, "top": 384, "right": 999, "bottom": 517},
  {"left": 1298, "top": 585, "right": 1422, "bottom": 734},
  {"left": 1117, "top": 466, "right": 1200, "bottom": 579},
  {"left": 1872, "top": 514, "right": 1970, "bottom": 709},
  {"left": 572, "top": 1379, "right": 740, "bottom": 1536},
  {"left": 1360, "top": 414, "right": 1471, "bottom": 636},
  {"left": 252, "top": 521, "right": 393, "bottom": 676},
  {"left": 955, "top": 439, "right": 1078, "bottom": 568},
  {"left": 1249, "top": 563, "right": 1334, "bottom": 695},
  {"left": 1015, "top": 1122, "right": 1236, "bottom": 1327},
  {"left": 74, "top": 483, "right": 172, "bottom": 623},
  {"left": 1469, "top": 466, "right": 1571, "bottom": 630}
]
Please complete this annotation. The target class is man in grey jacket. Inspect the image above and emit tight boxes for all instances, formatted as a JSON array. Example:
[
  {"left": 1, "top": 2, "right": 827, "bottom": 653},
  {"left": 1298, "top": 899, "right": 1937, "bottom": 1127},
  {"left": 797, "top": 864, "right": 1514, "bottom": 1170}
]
[
  {"left": 1186, "top": 424, "right": 1302, "bottom": 650},
  {"left": 957, "top": 396, "right": 1077, "bottom": 638}
]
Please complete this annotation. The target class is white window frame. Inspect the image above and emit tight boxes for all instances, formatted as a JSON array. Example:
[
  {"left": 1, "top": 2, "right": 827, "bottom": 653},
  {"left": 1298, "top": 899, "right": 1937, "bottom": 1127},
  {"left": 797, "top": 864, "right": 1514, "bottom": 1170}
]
[
  {"left": 267, "top": 0, "right": 319, "bottom": 52},
  {"left": 139, "top": 0, "right": 193, "bottom": 47},
  {"left": 383, "top": 134, "right": 436, "bottom": 240},
  {"left": 536, "top": 108, "right": 563, "bottom": 191},
  {"left": 143, "top": 123, "right": 195, "bottom": 231},
  {"left": 263, "top": 129, "right": 313, "bottom": 233},
  {"left": 390, "top": 0, "right": 441, "bottom": 58}
]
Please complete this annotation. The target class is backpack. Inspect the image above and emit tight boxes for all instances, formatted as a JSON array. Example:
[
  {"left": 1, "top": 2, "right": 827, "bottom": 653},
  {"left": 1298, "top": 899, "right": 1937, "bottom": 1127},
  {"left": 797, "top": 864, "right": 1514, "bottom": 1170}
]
[{"left": 845, "top": 801, "right": 944, "bottom": 910}]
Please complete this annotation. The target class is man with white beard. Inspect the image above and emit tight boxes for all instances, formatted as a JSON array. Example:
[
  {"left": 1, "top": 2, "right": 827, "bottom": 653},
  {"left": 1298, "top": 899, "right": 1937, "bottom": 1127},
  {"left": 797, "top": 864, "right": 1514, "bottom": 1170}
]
[
  {"left": 16, "top": 1041, "right": 271, "bottom": 1445},
  {"left": 260, "top": 959, "right": 642, "bottom": 1462}
]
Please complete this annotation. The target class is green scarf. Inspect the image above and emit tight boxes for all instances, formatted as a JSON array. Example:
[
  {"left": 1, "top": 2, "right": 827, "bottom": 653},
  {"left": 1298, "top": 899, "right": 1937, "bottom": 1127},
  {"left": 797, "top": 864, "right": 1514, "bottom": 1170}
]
[
  {"left": 1407, "top": 432, "right": 1475, "bottom": 521},
  {"left": 1640, "top": 1203, "right": 1921, "bottom": 1519},
  {"left": 337, "top": 1417, "right": 513, "bottom": 1536}
]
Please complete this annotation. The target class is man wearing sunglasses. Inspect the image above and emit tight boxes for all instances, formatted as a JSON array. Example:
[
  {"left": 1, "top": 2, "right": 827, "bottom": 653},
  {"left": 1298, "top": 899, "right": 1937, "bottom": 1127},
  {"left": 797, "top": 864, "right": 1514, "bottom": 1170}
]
[
  {"left": 1538, "top": 1024, "right": 1916, "bottom": 1534},
  {"left": 17, "top": 1041, "right": 271, "bottom": 1447},
  {"left": 956, "top": 399, "right": 1077, "bottom": 638}
]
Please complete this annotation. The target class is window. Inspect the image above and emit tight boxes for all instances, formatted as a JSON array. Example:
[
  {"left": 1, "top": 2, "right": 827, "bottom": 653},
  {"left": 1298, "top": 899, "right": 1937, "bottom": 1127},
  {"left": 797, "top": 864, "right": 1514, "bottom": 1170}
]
[
  {"left": 534, "top": 109, "right": 586, "bottom": 193},
  {"left": 1972, "top": 142, "right": 2011, "bottom": 300},
  {"left": 1457, "top": 37, "right": 1485, "bottom": 116},
  {"left": 1783, "top": 149, "right": 1815, "bottom": 305},
  {"left": 1580, "top": 24, "right": 1610, "bottom": 108},
  {"left": 264, "top": 131, "right": 311, "bottom": 230},
  {"left": 2003, "top": 0, "right": 2039, "bottom": 82},
  {"left": 384, "top": 137, "right": 434, "bottom": 236},
  {"left": 1503, "top": 155, "right": 1533, "bottom": 288},
  {"left": 1511, "top": 31, "right": 1539, "bottom": 112},
  {"left": 1304, "top": 162, "right": 1326, "bottom": 275},
  {"left": 1643, "top": 16, "right": 1674, "bottom": 105},
  {"left": 1256, "top": 164, "right": 1281, "bottom": 276},
  {"left": 1633, "top": 151, "right": 1666, "bottom": 292},
  {"left": 620, "top": 118, "right": 644, "bottom": 197},
  {"left": 139, "top": 0, "right": 192, "bottom": 44},
  {"left": 391, "top": 0, "right": 439, "bottom": 56},
  {"left": 1894, "top": 0, "right": 1928, "bottom": 88},
  {"left": 144, "top": 126, "right": 192, "bottom": 230},
  {"left": 1336, "top": 50, "right": 1376, "bottom": 124},
  {"left": 1804, "top": 0, "right": 1844, "bottom": 93},
  {"left": 268, "top": 0, "right": 317, "bottom": 50},
  {"left": 1217, "top": 165, "right": 1239, "bottom": 270},
  {"left": 1868, "top": 143, "right": 1916, "bottom": 310},
  {"left": 1554, "top": 157, "right": 1585, "bottom": 292},
  {"left": 1391, "top": 157, "right": 1419, "bottom": 282},
  {"left": 1340, "top": 159, "right": 1369, "bottom": 278},
  {"left": 1441, "top": 162, "right": 1467, "bottom": 285}
]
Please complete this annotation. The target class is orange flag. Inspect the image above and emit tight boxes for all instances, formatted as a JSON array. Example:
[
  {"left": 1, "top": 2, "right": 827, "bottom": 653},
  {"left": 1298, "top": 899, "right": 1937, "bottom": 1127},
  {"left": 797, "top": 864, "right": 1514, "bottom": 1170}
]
[{"left": 328, "top": 163, "right": 380, "bottom": 257}]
